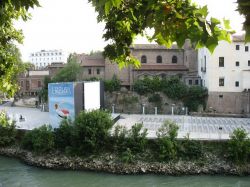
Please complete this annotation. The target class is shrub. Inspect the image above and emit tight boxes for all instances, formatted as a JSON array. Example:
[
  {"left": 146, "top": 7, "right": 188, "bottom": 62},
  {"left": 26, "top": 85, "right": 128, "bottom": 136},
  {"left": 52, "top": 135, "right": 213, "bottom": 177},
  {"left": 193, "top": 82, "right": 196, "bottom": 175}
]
[
  {"left": 54, "top": 119, "right": 74, "bottom": 151},
  {"left": 227, "top": 128, "right": 250, "bottom": 164},
  {"left": 126, "top": 123, "right": 148, "bottom": 153},
  {"left": 156, "top": 120, "right": 179, "bottom": 160},
  {"left": 112, "top": 125, "right": 128, "bottom": 152},
  {"left": 72, "top": 110, "right": 113, "bottom": 154},
  {"left": 162, "top": 77, "right": 188, "bottom": 100},
  {"left": 178, "top": 135, "right": 203, "bottom": 160},
  {"left": 21, "top": 125, "right": 55, "bottom": 153},
  {"left": 0, "top": 110, "right": 16, "bottom": 147},
  {"left": 148, "top": 93, "right": 162, "bottom": 106},
  {"left": 104, "top": 75, "right": 121, "bottom": 92},
  {"left": 183, "top": 86, "right": 208, "bottom": 112},
  {"left": 121, "top": 148, "right": 134, "bottom": 163}
]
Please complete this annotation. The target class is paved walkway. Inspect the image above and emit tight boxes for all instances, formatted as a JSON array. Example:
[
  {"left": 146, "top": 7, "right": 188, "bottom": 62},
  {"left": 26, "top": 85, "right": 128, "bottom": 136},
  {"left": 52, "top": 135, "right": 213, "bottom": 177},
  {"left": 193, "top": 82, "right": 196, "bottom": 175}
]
[
  {"left": 115, "top": 114, "right": 250, "bottom": 140},
  {"left": 1, "top": 106, "right": 250, "bottom": 140}
]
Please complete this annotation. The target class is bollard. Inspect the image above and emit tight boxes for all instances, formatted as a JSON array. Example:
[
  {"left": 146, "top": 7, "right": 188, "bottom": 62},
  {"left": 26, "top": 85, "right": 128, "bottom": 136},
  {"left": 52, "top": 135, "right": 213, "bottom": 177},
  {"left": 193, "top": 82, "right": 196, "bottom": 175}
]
[
  {"left": 154, "top": 107, "right": 157, "bottom": 115},
  {"left": 112, "top": 104, "right": 115, "bottom": 114},
  {"left": 185, "top": 107, "right": 188, "bottom": 115},
  {"left": 142, "top": 104, "right": 145, "bottom": 115},
  {"left": 171, "top": 104, "right": 175, "bottom": 115}
]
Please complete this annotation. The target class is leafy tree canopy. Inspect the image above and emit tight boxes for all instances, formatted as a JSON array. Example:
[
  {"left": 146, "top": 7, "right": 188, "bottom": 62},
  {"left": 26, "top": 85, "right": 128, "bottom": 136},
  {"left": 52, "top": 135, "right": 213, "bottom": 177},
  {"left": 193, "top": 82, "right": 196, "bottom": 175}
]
[
  {"left": 0, "top": 0, "right": 40, "bottom": 97},
  {"left": 52, "top": 54, "right": 82, "bottom": 82},
  {"left": 88, "top": 0, "right": 240, "bottom": 68}
]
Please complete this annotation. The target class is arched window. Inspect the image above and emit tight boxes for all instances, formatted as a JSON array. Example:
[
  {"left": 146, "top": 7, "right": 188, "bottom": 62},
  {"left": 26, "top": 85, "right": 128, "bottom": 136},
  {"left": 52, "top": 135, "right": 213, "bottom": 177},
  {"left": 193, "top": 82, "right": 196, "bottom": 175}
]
[
  {"left": 172, "top": 55, "right": 177, "bottom": 63},
  {"left": 156, "top": 55, "right": 162, "bottom": 63},
  {"left": 141, "top": 55, "right": 147, "bottom": 63}
]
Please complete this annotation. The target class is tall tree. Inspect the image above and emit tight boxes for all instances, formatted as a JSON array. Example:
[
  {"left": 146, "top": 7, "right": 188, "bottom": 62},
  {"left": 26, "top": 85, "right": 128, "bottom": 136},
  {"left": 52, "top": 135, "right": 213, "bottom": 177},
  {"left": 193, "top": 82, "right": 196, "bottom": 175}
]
[
  {"left": 52, "top": 55, "right": 82, "bottom": 82},
  {"left": 0, "top": 0, "right": 40, "bottom": 97},
  {"left": 88, "top": 0, "right": 245, "bottom": 68}
]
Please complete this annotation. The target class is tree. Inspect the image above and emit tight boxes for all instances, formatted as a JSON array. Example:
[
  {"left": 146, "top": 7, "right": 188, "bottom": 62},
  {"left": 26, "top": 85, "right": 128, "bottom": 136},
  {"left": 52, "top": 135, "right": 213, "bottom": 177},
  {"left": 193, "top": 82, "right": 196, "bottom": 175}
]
[
  {"left": 0, "top": 0, "right": 40, "bottom": 97},
  {"left": 237, "top": 0, "right": 250, "bottom": 41},
  {"left": 52, "top": 55, "right": 82, "bottom": 82},
  {"left": 88, "top": 0, "right": 241, "bottom": 67}
]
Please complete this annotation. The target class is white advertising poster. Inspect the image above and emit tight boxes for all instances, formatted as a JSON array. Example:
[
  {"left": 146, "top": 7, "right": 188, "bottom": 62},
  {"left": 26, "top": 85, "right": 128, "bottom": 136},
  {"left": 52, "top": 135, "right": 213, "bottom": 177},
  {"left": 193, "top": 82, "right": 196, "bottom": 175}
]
[{"left": 84, "top": 82, "right": 100, "bottom": 111}]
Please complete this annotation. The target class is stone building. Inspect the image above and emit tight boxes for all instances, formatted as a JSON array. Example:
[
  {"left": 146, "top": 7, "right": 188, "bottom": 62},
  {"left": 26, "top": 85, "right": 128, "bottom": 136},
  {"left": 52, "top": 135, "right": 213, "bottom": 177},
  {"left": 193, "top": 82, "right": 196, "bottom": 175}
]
[
  {"left": 46, "top": 43, "right": 199, "bottom": 89},
  {"left": 105, "top": 43, "right": 199, "bottom": 88},
  {"left": 198, "top": 35, "right": 250, "bottom": 114},
  {"left": 18, "top": 70, "right": 49, "bottom": 96}
]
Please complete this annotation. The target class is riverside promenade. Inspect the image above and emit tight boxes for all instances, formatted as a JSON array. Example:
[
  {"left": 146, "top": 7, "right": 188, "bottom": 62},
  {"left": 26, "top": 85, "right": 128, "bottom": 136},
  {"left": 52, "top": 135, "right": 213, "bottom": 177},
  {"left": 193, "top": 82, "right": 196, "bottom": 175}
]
[{"left": 1, "top": 106, "right": 250, "bottom": 140}]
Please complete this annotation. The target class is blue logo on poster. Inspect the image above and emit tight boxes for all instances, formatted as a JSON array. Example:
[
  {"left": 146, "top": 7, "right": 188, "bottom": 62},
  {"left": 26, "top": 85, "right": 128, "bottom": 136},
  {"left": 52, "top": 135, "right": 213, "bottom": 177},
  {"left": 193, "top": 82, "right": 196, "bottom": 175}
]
[{"left": 48, "top": 83, "right": 75, "bottom": 128}]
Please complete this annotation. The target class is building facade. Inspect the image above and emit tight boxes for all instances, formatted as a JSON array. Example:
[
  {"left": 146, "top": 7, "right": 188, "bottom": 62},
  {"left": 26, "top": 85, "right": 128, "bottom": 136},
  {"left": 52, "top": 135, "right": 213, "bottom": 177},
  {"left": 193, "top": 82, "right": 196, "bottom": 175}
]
[
  {"left": 105, "top": 43, "right": 199, "bottom": 88},
  {"left": 18, "top": 70, "right": 49, "bottom": 96},
  {"left": 198, "top": 35, "right": 250, "bottom": 114},
  {"left": 29, "top": 50, "right": 68, "bottom": 70}
]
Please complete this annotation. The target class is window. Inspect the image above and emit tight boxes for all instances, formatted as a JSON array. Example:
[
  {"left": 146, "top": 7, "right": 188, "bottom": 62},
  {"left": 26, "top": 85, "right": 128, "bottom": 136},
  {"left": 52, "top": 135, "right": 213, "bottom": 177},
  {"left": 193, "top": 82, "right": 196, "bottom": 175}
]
[
  {"left": 172, "top": 55, "right": 177, "bottom": 63},
  {"left": 20, "top": 81, "right": 23, "bottom": 87},
  {"left": 189, "top": 80, "right": 192, "bottom": 85},
  {"left": 248, "top": 60, "right": 250, "bottom": 66},
  {"left": 236, "top": 61, "right": 240, "bottom": 66},
  {"left": 219, "top": 57, "right": 224, "bottom": 67},
  {"left": 156, "top": 55, "right": 162, "bottom": 63},
  {"left": 219, "top": 95, "right": 223, "bottom": 98},
  {"left": 235, "top": 81, "right": 239, "bottom": 87},
  {"left": 195, "top": 80, "right": 199, "bottom": 85},
  {"left": 88, "top": 69, "right": 91, "bottom": 75},
  {"left": 245, "top": 46, "right": 249, "bottom": 52},
  {"left": 38, "top": 81, "right": 41, "bottom": 87},
  {"left": 219, "top": 78, "right": 224, "bottom": 86},
  {"left": 236, "top": 45, "right": 240, "bottom": 50},
  {"left": 97, "top": 69, "right": 100, "bottom": 75},
  {"left": 204, "top": 55, "right": 207, "bottom": 72},
  {"left": 141, "top": 55, "right": 147, "bottom": 63}
]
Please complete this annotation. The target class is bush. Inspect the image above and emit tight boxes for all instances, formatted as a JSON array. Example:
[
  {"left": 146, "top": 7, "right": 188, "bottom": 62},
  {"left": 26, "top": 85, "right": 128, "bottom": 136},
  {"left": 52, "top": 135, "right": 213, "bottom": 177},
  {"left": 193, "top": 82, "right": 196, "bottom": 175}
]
[
  {"left": 0, "top": 110, "right": 16, "bottom": 147},
  {"left": 156, "top": 120, "right": 179, "bottom": 160},
  {"left": 227, "top": 128, "right": 250, "bottom": 164},
  {"left": 21, "top": 125, "right": 55, "bottom": 153},
  {"left": 126, "top": 123, "right": 148, "bottom": 153},
  {"left": 112, "top": 125, "right": 128, "bottom": 152},
  {"left": 162, "top": 77, "right": 188, "bottom": 100},
  {"left": 178, "top": 135, "right": 203, "bottom": 160},
  {"left": 148, "top": 93, "right": 162, "bottom": 106},
  {"left": 183, "top": 86, "right": 208, "bottom": 112},
  {"left": 54, "top": 119, "right": 74, "bottom": 151},
  {"left": 72, "top": 110, "right": 113, "bottom": 154},
  {"left": 121, "top": 148, "right": 134, "bottom": 163},
  {"left": 104, "top": 75, "right": 121, "bottom": 92}
]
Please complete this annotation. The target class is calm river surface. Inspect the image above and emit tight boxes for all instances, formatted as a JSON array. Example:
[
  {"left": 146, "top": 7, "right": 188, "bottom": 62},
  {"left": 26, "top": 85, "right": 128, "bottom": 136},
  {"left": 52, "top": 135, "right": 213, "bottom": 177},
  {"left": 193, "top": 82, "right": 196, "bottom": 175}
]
[{"left": 0, "top": 156, "right": 250, "bottom": 187}]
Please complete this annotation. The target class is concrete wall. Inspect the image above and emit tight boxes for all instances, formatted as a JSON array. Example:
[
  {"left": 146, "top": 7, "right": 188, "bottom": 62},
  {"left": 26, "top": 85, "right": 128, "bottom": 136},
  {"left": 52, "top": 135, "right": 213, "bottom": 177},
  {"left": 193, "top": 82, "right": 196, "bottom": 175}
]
[{"left": 206, "top": 91, "right": 250, "bottom": 114}]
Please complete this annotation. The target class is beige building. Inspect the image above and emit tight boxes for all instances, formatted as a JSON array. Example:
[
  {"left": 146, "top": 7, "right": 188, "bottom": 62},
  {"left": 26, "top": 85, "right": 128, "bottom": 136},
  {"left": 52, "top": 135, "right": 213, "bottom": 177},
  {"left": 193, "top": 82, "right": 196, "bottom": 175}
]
[{"left": 198, "top": 35, "right": 250, "bottom": 114}]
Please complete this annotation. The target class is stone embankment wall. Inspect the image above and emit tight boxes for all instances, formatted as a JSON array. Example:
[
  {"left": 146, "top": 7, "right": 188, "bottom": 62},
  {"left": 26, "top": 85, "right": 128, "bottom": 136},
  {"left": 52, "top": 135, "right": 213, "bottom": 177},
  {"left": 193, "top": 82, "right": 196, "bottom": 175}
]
[
  {"left": 0, "top": 147, "right": 249, "bottom": 175},
  {"left": 105, "top": 91, "right": 184, "bottom": 114}
]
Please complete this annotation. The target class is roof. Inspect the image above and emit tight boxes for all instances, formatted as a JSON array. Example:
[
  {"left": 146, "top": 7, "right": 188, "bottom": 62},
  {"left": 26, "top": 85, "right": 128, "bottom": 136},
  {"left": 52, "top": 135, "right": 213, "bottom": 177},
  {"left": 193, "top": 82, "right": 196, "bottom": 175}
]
[
  {"left": 232, "top": 35, "right": 245, "bottom": 42},
  {"left": 131, "top": 44, "right": 182, "bottom": 50},
  {"left": 80, "top": 58, "right": 105, "bottom": 67},
  {"left": 133, "top": 64, "right": 188, "bottom": 71}
]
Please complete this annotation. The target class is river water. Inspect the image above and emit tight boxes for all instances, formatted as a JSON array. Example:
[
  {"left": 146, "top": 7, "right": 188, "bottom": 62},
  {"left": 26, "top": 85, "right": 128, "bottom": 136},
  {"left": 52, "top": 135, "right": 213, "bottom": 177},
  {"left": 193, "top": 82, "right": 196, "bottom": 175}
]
[{"left": 0, "top": 156, "right": 250, "bottom": 187}]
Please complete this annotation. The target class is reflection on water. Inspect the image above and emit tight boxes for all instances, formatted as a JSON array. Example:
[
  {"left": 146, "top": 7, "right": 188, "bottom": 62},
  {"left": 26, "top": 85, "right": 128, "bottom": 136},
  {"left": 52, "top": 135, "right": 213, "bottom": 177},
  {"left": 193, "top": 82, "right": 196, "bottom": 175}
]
[{"left": 0, "top": 156, "right": 250, "bottom": 187}]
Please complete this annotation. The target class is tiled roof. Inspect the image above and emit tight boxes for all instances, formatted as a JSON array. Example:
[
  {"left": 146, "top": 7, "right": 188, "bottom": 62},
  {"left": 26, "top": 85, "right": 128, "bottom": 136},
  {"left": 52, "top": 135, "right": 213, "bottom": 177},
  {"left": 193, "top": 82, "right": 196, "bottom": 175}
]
[
  {"left": 80, "top": 58, "right": 105, "bottom": 67},
  {"left": 133, "top": 64, "right": 188, "bottom": 71},
  {"left": 131, "top": 44, "right": 181, "bottom": 50},
  {"left": 232, "top": 35, "right": 245, "bottom": 42}
]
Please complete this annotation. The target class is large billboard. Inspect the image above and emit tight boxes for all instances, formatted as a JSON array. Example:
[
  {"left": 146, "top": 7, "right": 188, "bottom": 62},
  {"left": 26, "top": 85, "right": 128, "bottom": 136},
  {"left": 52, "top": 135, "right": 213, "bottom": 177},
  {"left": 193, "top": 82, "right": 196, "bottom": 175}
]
[{"left": 48, "top": 83, "right": 75, "bottom": 128}]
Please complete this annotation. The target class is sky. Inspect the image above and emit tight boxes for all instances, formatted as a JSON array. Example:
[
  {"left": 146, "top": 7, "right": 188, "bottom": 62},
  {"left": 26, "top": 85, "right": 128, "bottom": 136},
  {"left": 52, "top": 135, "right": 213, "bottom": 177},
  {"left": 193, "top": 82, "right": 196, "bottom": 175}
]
[{"left": 16, "top": 0, "right": 245, "bottom": 61}]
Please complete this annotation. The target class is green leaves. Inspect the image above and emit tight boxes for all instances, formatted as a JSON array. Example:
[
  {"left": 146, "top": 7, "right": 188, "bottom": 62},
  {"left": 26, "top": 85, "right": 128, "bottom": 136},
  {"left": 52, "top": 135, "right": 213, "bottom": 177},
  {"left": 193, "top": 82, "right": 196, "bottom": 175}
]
[
  {"left": 89, "top": 0, "right": 239, "bottom": 67},
  {"left": 0, "top": 0, "right": 40, "bottom": 97}
]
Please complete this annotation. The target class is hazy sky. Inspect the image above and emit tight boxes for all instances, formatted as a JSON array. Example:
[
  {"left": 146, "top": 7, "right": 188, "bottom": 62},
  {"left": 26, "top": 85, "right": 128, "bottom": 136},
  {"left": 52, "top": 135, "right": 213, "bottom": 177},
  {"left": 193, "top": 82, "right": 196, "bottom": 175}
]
[{"left": 16, "top": 0, "right": 245, "bottom": 61}]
